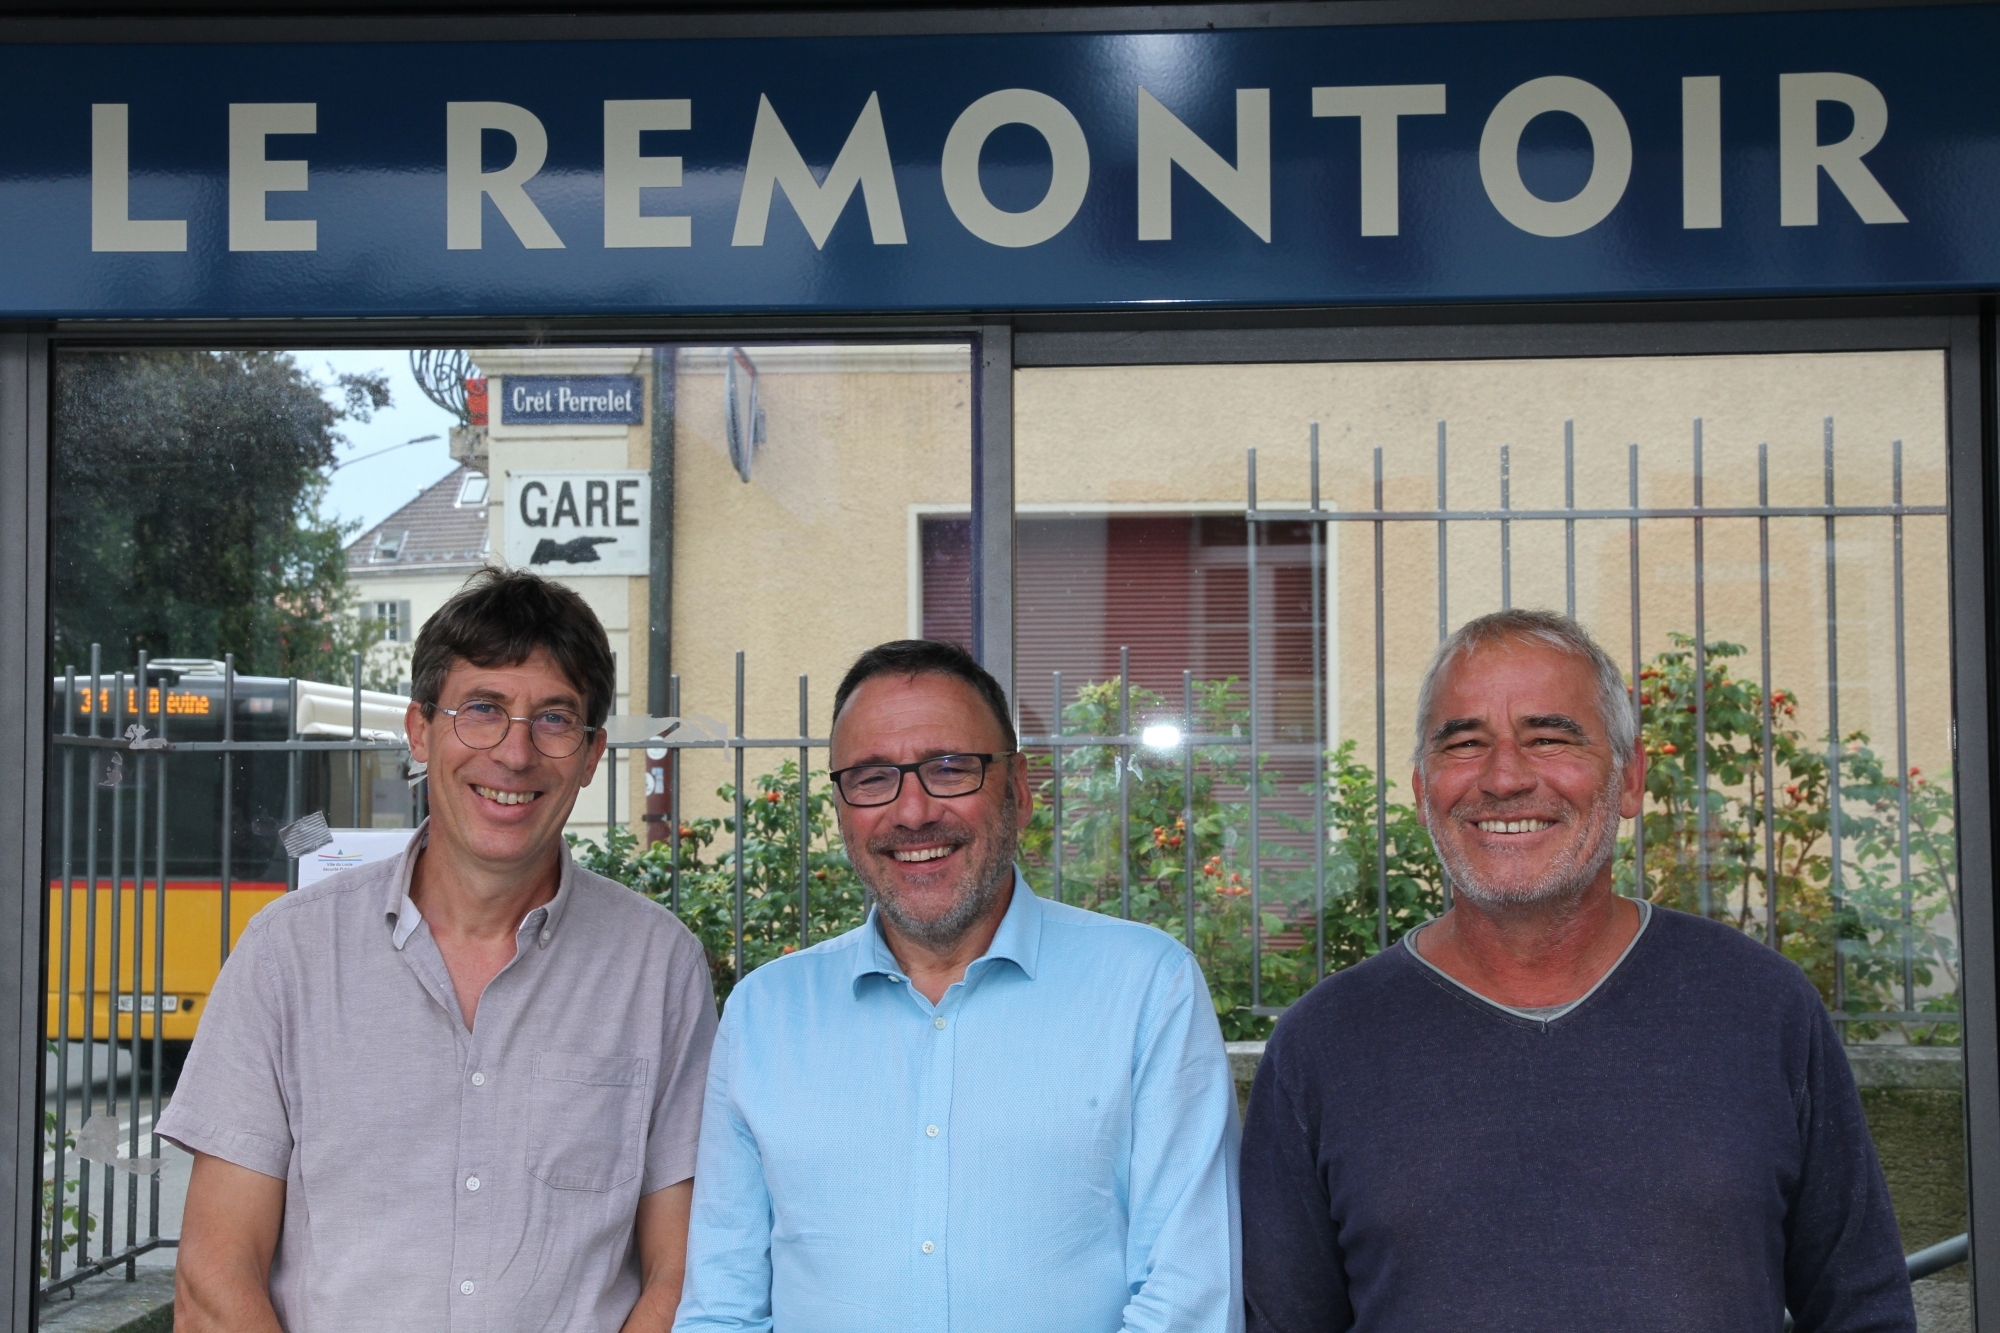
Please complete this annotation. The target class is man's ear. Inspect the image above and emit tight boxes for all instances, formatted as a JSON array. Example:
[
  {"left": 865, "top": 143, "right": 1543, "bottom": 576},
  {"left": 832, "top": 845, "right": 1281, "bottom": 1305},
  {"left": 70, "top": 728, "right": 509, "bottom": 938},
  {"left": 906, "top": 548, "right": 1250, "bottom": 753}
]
[
  {"left": 1618, "top": 745, "right": 1647, "bottom": 820},
  {"left": 406, "top": 699, "right": 430, "bottom": 764},
  {"left": 1411, "top": 766, "right": 1429, "bottom": 828}
]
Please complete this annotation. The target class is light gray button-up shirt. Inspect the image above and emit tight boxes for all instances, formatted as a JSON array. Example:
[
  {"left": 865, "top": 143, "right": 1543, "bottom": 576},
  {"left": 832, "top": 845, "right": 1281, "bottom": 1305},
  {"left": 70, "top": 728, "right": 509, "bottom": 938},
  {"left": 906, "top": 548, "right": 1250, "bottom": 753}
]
[{"left": 157, "top": 823, "right": 717, "bottom": 1332}]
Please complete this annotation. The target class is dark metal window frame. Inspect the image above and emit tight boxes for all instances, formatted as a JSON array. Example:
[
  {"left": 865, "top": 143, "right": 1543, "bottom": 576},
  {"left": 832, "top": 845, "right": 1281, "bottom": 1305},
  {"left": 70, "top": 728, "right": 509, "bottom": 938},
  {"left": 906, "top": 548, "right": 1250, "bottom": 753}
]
[{"left": 0, "top": 3, "right": 1993, "bottom": 1329}]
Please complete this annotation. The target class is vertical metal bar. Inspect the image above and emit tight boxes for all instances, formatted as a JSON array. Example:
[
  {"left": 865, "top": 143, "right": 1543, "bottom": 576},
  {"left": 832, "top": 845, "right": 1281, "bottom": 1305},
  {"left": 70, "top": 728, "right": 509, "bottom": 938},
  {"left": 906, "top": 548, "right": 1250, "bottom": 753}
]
[
  {"left": 1374, "top": 447, "right": 1389, "bottom": 951},
  {"left": 51, "top": 666, "right": 74, "bottom": 1284},
  {"left": 350, "top": 651, "right": 363, "bottom": 824},
  {"left": 126, "top": 659, "right": 145, "bottom": 1268},
  {"left": 220, "top": 656, "right": 235, "bottom": 965},
  {"left": 1693, "top": 420, "right": 1711, "bottom": 917},
  {"left": 732, "top": 652, "right": 745, "bottom": 984},
  {"left": 668, "top": 675, "right": 681, "bottom": 916},
  {"left": 1436, "top": 421, "right": 1448, "bottom": 643},
  {"left": 149, "top": 669, "right": 167, "bottom": 1239},
  {"left": 1310, "top": 428, "right": 1325, "bottom": 980},
  {"left": 1051, "top": 671, "right": 1064, "bottom": 906},
  {"left": 1564, "top": 420, "right": 1577, "bottom": 620},
  {"left": 1182, "top": 670, "right": 1195, "bottom": 949},
  {"left": 1118, "top": 646, "right": 1131, "bottom": 921},
  {"left": 1628, "top": 446, "right": 1646, "bottom": 895},
  {"left": 1892, "top": 439, "right": 1914, "bottom": 1014},
  {"left": 104, "top": 671, "right": 122, "bottom": 1243},
  {"left": 1822, "top": 417, "right": 1846, "bottom": 1022},
  {"left": 79, "top": 644, "right": 99, "bottom": 1266},
  {"left": 798, "top": 674, "right": 810, "bottom": 952},
  {"left": 1499, "top": 444, "right": 1512, "bottom": 609},
  {"left": 972, "top": 326, "right": 1016, "bottom": 703},
  {"left": 1247, "top": 450, "right": 1263, "bottom": 1011},
  {"left": 606, "top": 655, "right": 618, "bottom": 832},
  {"left": 1758, "top": 446, "right": 1779, "bottom": 950},
  {"left": 285, "top": 677, "right": 299, "bottom": 894}
]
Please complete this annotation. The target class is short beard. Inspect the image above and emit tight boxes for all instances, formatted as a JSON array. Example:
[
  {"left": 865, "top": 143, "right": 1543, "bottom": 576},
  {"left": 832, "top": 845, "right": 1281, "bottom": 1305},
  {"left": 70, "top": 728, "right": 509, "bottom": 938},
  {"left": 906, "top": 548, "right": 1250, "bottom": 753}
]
[
  {"left": 1428, "top": 775, "right": 1624, "bottom": 911},
  {"left": 862, "top": 786, "right": 1020, "bottom": 952}
]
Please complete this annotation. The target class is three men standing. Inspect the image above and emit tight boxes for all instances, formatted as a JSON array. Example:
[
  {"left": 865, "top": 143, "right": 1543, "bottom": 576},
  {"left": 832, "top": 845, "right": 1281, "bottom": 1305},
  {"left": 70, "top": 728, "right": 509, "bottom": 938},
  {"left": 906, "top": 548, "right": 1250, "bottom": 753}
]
[
  {"left": 162, "top": 570, "right": 717, "bottom": 1332},
  {"left": 1240, "top": 609, "right": 1915, "bottom": 1333},
  {"left": 674, "top": 639, "right": 1243, "bottom": 1333}
]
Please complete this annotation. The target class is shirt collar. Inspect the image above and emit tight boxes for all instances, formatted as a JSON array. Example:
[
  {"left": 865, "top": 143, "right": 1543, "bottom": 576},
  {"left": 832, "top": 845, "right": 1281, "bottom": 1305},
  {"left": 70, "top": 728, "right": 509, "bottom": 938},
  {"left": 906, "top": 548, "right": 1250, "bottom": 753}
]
[
  {"left": 385, "top": 818, "right": 577, "bottom": 952},
  {"left": 851, "top": 868, "right": 1042, "bottom": 994}
]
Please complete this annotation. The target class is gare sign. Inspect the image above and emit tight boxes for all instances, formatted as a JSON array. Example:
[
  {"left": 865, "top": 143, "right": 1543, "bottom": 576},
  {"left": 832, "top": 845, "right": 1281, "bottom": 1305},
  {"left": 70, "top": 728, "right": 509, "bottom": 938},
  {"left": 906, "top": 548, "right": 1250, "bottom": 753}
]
[
  {"left": 2, "top": 5, "right": 1997, "bottom": 315},
  {"left": 505, "top": 471, "right": 650, "bottom": 577}
]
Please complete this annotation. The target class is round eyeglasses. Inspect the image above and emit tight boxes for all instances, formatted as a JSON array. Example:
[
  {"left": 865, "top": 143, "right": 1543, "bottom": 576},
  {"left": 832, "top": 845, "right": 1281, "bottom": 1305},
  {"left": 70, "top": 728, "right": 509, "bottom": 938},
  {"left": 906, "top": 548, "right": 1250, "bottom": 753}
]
[
  {"left": 828, "top": 752, "right": 1015, "bottom": 807},
  {"left": 435, "top": 700, "right": 595, "bottom": 759}
]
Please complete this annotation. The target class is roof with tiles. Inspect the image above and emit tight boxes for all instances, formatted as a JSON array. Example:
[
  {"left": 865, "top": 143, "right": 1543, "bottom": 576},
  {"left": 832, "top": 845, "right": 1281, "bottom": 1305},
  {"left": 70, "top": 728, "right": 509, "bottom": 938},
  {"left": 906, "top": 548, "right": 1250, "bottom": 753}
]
[{"left": 345, "top": 465, "right": 491, "bottom": 575}]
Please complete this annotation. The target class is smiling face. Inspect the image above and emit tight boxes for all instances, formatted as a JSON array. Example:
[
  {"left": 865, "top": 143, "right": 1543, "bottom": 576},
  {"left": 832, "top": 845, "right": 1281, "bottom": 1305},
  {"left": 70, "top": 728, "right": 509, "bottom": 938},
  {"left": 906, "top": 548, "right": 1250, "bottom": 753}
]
[
  {"left": 830, "top": 671, "right": 1030, "bottom": 953},
  {"left": 1411, "top": 638, "right": 1643, "bottom": 909},
  {"left": 406, "top": 647, "right": 606, "bottom": 879}
]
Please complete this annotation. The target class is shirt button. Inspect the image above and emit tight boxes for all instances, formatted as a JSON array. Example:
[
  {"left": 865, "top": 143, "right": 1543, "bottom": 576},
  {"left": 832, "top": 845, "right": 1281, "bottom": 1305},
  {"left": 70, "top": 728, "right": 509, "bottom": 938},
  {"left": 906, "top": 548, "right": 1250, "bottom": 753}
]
[
  {"left": 921, "top": 1241, "right": 935, "bottom": 1254},
  {"left": 470, "top": 1072, "right": 485, "bottom": 1087},
  {"left": 926, "top": 1125, "right": 939, "bottom": 1138},
  {"left": 933, "top": 1016, "right": 946, "bottom": 1030},
  {"left": 466, "top": 1176, "right": 480, "bottom": 1192},
  {"left": 539, "top": 929, "right": 551, "bottom": 944},
  {"left": 460, "top": 1281, "right": 475, "bottom": 1295}
]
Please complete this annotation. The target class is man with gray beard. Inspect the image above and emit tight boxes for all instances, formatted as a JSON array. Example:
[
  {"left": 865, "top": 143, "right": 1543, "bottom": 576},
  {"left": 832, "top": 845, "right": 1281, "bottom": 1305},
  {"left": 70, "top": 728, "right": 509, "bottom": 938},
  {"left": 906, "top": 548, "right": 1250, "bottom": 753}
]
[
  {"left": 1241, "top": 609, "right": 1914, "bottom": 1333},
  {"left": 675, "top": 639, "right": 1242, "bottom": 1333}
]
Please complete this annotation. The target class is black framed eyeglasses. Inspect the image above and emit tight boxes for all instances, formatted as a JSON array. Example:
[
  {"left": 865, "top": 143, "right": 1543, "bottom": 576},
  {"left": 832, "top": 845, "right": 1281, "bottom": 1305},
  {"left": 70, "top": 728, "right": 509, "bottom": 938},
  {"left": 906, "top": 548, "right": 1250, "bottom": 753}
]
[
  {"left": 435, "top": 700, "right": 595, "bottom": 759},
  {"left": 829, "top": 752, "right": 1015, "bottom": 807}
]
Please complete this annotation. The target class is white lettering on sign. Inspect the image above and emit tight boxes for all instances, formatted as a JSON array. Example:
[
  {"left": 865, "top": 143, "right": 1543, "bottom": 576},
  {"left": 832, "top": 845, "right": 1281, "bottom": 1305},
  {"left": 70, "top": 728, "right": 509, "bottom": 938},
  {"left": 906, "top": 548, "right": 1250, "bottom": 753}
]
[
  {"left": 506, "top": 472, "right": 650, "bottom": 577},
  {"left": 1779, "top": 72, "right": 1908, "bottom": 226},
  {"left": 732, "top": 93, "right": 906, "bottom": 248},
  {"left": 1311, "top": 84, "right": 1447, "bottom": 237},
  {"left": 1479, "top": 76, "right": 1633, "bottom": 238},
  {"left": 1137, "top": 87, "right": 1271, "bottom": 243},
  {"left": 77, "top": 70, "right": 1912, "bottom": 257},
  {"left": 90, "top": 105, "right": 188, "bottom": 253},
  {"left": 229, "top": 103, "right": 318, "bottom": 252},
  {"left": 446, "top": 102, "right": 565, "bottom": 250}
]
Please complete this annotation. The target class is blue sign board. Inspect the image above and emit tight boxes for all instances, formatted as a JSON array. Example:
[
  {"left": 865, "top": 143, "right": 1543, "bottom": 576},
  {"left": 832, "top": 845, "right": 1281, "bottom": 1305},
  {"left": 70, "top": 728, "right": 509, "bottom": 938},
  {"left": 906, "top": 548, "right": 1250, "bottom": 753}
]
[
  {"left": 1, "top": 5, "right": 1996, "bottom": 316},
  {"left": 498, "top": 376, "right": 644, "bottom": 425}
]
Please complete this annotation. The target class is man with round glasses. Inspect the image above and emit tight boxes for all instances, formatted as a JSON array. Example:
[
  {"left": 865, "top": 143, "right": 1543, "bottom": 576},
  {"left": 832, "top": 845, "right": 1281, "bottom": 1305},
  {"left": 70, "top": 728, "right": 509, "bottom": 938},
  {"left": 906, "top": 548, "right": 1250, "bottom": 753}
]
[
  {"left": 675, "top": 639, "right": 1242, "bottom": 1333},
  {"left": 162, "top": 568, "right": 716, "bottom": 1333}
]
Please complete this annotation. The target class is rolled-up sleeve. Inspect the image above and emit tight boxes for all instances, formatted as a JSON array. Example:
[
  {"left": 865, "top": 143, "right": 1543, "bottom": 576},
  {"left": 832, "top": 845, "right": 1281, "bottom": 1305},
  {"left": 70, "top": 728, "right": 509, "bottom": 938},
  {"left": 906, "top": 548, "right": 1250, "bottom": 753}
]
[
  {"left": 1119, "top": 948, "right": 1244, "bottom": 1333},
  {"left": 673, "top": 997, "right": 775, "bottom": 1333},
  {"left": 154, "top": 917, "right": 294, "bottom": 1179}
]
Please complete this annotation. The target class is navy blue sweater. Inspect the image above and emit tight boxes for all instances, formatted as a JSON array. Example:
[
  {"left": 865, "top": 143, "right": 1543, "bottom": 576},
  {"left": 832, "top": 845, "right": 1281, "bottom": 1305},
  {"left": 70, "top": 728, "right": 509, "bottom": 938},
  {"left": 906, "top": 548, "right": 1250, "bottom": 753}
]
[{"left": 1241, "top": 907, "right": 1916, "bottom": 1333}]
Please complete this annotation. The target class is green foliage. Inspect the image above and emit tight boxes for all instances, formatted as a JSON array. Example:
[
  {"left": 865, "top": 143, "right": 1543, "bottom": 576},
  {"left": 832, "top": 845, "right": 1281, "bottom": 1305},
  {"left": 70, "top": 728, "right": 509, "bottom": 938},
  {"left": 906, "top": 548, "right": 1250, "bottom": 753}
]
[
  {"left": 1014, "top": 678, "right": 1442, "bottom": 1040},
  {"left": 1624, "top": 633, "right": 1958, "bottom": 1042},
  {"left": 51, "top": 350, "right": 392, "bottom": 680},
  {"left": 39, "top": 1045, "right": 93, "bottom": 1280},
  {"left": 575, "top": 635, "right": 1958, "bottom": 1046},
  {"left": 568, "top": 759, "right": 868, "bottom": 1001}
]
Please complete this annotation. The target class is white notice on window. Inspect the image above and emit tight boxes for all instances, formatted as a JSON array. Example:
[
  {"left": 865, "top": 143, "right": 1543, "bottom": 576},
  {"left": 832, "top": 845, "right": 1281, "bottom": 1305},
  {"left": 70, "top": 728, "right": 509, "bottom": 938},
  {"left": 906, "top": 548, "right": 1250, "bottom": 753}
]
[{"left": 297, "top": 828, "right": 418, "bottom": 889}]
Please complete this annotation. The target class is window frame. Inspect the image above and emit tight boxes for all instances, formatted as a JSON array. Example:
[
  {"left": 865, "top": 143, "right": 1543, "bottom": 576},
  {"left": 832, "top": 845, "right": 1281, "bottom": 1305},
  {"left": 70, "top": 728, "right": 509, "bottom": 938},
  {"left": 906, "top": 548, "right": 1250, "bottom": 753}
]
[{"left": 0, "top": 5, "right": 1991, "bottom": 1326}]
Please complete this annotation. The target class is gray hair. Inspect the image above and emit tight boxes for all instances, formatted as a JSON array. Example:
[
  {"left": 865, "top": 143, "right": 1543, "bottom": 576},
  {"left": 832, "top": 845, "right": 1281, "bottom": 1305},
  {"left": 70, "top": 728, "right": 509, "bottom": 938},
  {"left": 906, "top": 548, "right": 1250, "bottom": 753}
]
[{"left": 1411, "top": 609, "right": 1637, "bottom": 769}]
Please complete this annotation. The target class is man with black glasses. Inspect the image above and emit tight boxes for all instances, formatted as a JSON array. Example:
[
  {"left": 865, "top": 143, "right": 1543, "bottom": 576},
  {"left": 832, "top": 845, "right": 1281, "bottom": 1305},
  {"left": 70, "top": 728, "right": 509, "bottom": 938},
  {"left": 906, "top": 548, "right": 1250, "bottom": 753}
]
[
  {"left": 161, "top": 568, "right": 716, "bottom": 1333},
  {"left": 674, "top": 638, "right": 1242, "bottom": 1333}
]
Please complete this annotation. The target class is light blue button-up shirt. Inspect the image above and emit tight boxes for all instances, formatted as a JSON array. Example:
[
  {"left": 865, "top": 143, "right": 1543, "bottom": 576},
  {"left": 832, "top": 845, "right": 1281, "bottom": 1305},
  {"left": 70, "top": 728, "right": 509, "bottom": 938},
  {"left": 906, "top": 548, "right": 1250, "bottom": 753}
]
[{"left": 674, "top": 871, "right": 1242, "bottom": 1333}]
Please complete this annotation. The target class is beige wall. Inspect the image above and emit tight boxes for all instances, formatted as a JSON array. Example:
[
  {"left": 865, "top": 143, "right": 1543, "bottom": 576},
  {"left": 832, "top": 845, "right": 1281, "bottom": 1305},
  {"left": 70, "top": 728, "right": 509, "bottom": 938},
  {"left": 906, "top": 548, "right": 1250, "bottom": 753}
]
[
  {"left": 459, "top": 344, "right": 1955, "bottom": 841},
  {"left": 1015, "top": 351, "right": 1953, "bottom": 782}
]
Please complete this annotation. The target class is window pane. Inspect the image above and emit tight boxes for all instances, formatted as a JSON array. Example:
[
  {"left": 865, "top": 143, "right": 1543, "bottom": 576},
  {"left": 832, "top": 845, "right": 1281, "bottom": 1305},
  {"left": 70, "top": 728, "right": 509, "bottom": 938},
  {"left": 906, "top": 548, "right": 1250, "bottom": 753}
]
[
  {"left": 1016, "top": 351, "right": 1964, "bottom": 1280},
  {"left": 39, "top": 342, "right": 972, "bottom": 1295}
]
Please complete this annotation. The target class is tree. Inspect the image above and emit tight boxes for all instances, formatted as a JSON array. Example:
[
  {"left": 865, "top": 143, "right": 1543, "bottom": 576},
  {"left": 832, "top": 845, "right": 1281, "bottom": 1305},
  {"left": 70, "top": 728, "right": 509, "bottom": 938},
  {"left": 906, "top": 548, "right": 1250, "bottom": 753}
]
[{"left": 51, "top": 351, "right": 390, "bottom": 680}]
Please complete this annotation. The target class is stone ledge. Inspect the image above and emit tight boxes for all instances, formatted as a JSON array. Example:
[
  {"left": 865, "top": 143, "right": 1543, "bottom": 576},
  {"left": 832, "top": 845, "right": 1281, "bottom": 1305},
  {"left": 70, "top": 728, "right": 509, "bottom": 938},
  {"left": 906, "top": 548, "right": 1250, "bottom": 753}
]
[{"left": 38, "top": 1268, "right": 173, "bottom": 1333}]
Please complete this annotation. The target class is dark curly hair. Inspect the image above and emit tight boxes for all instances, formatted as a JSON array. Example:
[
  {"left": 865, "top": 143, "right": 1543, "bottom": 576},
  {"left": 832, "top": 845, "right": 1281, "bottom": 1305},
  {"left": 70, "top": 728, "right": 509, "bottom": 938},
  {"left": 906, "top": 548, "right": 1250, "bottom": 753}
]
[
  {"left": 411, "top": 568, "right": 616, "bottom": 728},
  {"left": 831, "top": 639, "right": 1015, "bottom": 750}
]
